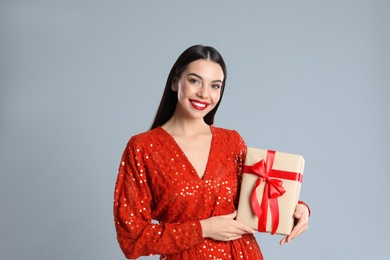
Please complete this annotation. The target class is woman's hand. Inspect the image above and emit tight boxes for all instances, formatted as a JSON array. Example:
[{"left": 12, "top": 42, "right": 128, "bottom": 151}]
[
  {"left": 280, "top": 203, "right": 309, "bottom": 245},
  {"left": 200, "top": 211, "right": 255, "bottom": 241}
]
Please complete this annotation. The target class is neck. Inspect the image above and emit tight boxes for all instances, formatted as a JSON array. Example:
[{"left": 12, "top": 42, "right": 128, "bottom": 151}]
[{"left": 162, "top": 116, "right": 210, "bottom": 137}]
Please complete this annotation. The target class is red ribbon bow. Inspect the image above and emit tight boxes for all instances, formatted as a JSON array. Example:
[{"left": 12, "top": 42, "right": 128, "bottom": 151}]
[{"left": 246, "top": 150, "right": 286, "bottom": 235}]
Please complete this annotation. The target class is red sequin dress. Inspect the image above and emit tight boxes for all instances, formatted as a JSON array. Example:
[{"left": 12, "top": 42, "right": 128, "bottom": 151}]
[{"left": 114, "top": 126, "right": 264, "bottom": 259}]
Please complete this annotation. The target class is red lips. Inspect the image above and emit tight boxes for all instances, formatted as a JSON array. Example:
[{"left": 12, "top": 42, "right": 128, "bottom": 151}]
[{"left": 189, "top": 99, "right": 210, "bottom": 110}]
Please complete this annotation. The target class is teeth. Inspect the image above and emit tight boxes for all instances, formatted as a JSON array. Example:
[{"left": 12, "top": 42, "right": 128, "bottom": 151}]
[{"left": 191, "top": 101, "right": 207, "bottom": 107}]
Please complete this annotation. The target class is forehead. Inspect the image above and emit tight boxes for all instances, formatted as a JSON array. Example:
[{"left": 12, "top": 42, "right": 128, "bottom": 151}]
[{"left": 183, "top": 59, "right": 224, "bottom": 80}]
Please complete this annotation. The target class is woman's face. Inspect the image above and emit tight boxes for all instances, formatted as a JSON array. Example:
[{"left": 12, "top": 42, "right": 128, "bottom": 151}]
[{"left": 172, "top": 59, "right": 224, "bottom": 121}]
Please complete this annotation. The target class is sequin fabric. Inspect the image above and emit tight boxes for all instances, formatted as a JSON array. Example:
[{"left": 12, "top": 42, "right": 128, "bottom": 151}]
[{"left": 114, "top": 126, "right": 263, "bottom": 259}]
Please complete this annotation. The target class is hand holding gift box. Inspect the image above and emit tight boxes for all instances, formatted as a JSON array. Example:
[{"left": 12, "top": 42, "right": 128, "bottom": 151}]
[{"left": 236, "top": 148, "right": 305, "bottom": 236}]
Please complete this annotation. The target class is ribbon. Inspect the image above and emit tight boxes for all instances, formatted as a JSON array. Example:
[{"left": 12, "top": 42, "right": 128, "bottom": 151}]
[{"left": 243, "top": 150, "right": 303, "bottom": 235}]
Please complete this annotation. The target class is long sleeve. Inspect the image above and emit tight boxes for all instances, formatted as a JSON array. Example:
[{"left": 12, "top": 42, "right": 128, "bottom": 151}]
[{"left": 113, "top": 137, "right": 204, "bottom": 259}]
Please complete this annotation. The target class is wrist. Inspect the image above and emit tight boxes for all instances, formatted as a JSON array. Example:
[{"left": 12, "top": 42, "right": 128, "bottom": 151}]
[
  {"left": 298, "top": 200, "right": 311, "bottom": 217},
  {"left": 199, "top": 219, "right": 209, "bottom": 238}
]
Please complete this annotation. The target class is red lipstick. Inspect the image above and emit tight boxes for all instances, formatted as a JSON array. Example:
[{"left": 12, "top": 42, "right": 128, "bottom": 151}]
[{"left": 189, "top": 99, "right": 209, "bottom": 110}]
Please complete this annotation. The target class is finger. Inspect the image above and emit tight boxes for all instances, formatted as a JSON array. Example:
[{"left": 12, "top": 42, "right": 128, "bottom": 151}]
[
  {"left": 294, "top": 203, "right": 309, "bottom": 218},
  {"left": 232, "top": 220, "right": 256, "bottom": 234},
  {"left": 224, "top": 224, "right": 254, "bottom": 237},
  {"left": 235, "top": 226, "right": 255, "bottom": 235},
  {"left": 287, "top": 226, "right": 304, "bottom": 243},
  {"left": 280, "top": 227, "right": 303, "bottom": 245},
  {"left": 293, "top": 205, "right": 305, "bottom": 218},
  {"left": 291, "top": 206, "right": 309, "bottom": 231},
  {"left": 221, "top": 211, "right": 255, "bottom": 234},
  {"left": 294, "top": 210, "right": 303, "bottom": 219},
  {"left": 281, "top": 213, "right": 309, "bottom": 244},
  {"left": 287, "top": 219, "right": 308, "bottom": 242},
  {"left": 292, "top": 217, "right": 307, "bottom": 233},
  {"left": 279, "top": 236, "right": 287, "bottom": 245}
]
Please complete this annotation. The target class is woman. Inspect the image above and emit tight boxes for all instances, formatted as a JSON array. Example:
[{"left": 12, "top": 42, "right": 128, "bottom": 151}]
[{"left": 113, "top": 45, "right": 310, "bottom": 259}]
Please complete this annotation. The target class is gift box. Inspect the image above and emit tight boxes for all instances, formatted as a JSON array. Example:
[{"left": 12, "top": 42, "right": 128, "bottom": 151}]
[{"left": 236, "top": 148, "right": 304, "bottom": 235}]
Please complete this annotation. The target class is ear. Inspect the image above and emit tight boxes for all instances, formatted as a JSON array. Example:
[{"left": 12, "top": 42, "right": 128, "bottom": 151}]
[{"left": 171, "top": 77, "right": 178, "bottom": 91}]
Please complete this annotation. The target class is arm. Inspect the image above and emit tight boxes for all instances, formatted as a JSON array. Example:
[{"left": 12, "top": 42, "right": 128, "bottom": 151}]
[{"left": 113, "top": 138, "right": 204, "bottom": 259}]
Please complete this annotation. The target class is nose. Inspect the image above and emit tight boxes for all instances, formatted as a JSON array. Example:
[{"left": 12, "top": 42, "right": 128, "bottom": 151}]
[{"left": 197, "top": 85, "right": 209, "bottom": 99}]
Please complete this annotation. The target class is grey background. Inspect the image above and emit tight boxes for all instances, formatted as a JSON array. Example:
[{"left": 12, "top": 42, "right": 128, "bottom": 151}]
[{"left": 1, "top": 0, "right": 389, "bottom": 259}]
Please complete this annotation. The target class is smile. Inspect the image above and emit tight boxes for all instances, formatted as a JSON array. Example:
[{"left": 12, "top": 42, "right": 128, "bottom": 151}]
[{"left": 190, "top": 99, "right": 210, "bottom": 110}]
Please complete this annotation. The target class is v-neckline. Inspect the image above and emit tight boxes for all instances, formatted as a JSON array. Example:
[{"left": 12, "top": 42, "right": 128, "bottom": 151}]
[{"left": 158, "top": 126, "right": 214, "bottom": 180}]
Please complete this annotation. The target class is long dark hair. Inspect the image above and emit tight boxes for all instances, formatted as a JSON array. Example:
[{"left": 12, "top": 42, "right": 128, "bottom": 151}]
[{"left": 150, "top": 45, "right": 227, "bottom": 130}]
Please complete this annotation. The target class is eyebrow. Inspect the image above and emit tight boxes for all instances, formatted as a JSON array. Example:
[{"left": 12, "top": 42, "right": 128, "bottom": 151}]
[{"left": 187, "top": 73, "right": 223, "bottom": 83}]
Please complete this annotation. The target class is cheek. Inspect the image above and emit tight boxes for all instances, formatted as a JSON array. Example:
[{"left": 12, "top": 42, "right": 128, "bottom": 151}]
[
  {"left": 176, "top": 83, "right": 187, "bottom": 99},
  {"left": 211, "top": 90, "right": 221, "bottom": 103},
  {"left": 178, "top": 87, "right": 190, "bottom": 100}
]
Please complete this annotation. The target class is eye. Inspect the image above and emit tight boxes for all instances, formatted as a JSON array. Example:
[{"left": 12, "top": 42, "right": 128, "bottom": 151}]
[
  {"left": 189, "top": 78, "right": 200, "bottom": 84},
  {"left": 212, "top": 84, "right": 222, "bottom": 89}
]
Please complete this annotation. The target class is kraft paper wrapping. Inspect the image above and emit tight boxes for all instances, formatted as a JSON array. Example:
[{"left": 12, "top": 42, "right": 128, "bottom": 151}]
[{"left": 236, "top": 148, "right": 305, "bottom": 235}]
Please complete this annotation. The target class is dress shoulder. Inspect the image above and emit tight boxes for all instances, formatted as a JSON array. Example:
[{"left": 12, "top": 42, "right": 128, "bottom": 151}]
[
  {"left": 211, "top": 126, "right": 247, "bottom": 157},
  {"left": 211, "top": 126, "right": 246, "bottom": 143},
  {"left": 126, "top": 127, "right": 164, "bottom": 148}
]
